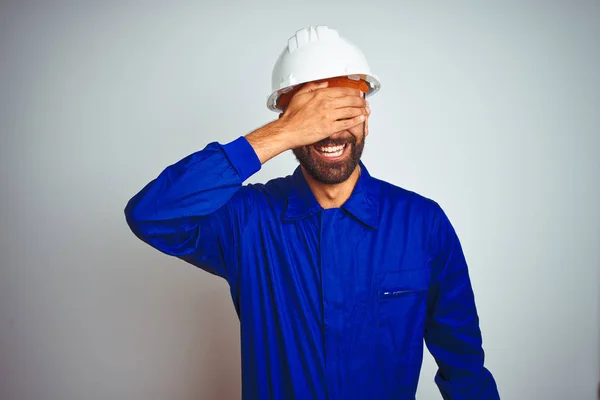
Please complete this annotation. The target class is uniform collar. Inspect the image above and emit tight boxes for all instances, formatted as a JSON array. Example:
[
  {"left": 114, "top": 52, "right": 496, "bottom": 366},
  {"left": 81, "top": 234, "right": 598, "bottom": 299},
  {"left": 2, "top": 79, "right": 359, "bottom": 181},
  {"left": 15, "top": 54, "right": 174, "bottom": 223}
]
[{"left": 283, "top": 161, "right": 380, "bottom": 229}]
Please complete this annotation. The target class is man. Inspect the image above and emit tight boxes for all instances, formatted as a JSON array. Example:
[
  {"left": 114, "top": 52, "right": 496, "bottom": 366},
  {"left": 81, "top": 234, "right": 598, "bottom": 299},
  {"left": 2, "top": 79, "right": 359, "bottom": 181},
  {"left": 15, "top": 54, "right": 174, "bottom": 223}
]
[{"left": 125, "top": 26, "right": 499, "bottom": 399}]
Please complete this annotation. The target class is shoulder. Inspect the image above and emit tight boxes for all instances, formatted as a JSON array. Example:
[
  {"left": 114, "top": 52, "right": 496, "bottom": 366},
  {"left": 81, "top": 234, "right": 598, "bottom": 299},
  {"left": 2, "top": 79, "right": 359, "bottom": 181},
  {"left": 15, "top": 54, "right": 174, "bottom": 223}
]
[
  {"left": 240, "top": 173, "right": 294, "bottom": 206},
  {"left": 372, "top": 176, "right": 458, "bottom": 258},
  {"left": 372, "top": 175, "right": 442, "bottom": 219}
]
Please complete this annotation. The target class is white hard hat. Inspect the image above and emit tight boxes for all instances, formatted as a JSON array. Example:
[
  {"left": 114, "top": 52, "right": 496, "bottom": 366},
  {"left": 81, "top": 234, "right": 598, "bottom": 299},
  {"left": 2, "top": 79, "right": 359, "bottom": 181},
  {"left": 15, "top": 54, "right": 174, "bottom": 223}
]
[{"left": 267, "top": 25, "right": 381, "bottom": 112}]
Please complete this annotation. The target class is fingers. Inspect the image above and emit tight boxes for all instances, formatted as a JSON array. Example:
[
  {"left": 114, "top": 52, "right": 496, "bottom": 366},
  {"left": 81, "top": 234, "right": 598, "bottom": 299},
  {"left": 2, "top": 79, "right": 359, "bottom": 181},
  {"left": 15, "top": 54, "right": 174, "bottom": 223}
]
[
  {"left": 295, "top": 81, "right": 329, "bottom": 95},
  {"left": 332, "top": 114, "right": 365, "bottom": 131},
  {"left": 321, "top": 86, "right": 364, "bottom": 98},
  {"left": 329, "top": 96, "right": 369, "bottom": 122},
  {"left": 283, "top": 81, "right": 369, "bottom": 139},
  {"left": 331, "top": 106, "right": 365, "bottom": 121},
  {"left": 329, "top": 95, "right": 366, "bottom": 110}
]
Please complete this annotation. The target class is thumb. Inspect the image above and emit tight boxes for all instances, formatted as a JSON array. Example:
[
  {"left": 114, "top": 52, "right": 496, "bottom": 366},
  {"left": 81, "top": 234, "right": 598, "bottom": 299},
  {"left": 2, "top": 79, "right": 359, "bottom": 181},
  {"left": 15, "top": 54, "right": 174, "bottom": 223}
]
[{"left": 296, "top": 80, "right": 329, "bottom": 95}]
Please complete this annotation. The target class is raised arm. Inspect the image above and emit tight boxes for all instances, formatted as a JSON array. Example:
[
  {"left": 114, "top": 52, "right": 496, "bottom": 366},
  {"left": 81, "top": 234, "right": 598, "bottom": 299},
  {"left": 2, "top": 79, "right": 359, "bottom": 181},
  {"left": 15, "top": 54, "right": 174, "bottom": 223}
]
[
  {"left": 124, "top": 82, "right": 368, "bottom": 284},
  {"left": 124, "top": 136, "right": 261, "bottom": 283}
]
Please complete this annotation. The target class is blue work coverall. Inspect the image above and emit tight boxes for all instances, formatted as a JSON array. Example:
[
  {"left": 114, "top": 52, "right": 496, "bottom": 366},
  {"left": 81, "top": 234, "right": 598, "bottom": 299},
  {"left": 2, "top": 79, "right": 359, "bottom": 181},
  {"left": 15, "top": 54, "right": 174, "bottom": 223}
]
[{"left": 125, "top": 136, "right": 499, "bottom": 399}]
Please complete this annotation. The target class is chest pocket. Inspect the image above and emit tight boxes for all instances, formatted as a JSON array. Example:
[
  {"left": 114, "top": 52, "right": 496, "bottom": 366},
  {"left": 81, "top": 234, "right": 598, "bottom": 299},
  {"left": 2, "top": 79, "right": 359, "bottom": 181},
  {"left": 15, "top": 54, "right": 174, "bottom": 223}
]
[
  {"left": 375, "top": 267, "right": 430, "bottom": 326},
  {"left": 373, "top": 267, "right": 431, "bottom": 381}
]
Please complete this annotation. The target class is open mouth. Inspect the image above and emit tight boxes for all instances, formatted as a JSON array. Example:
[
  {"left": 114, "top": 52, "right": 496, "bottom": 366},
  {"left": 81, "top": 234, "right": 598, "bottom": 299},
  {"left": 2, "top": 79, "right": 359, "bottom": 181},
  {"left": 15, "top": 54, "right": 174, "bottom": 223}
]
[{"left": 312, "top": 143, "right": 349, "bottom": 160}]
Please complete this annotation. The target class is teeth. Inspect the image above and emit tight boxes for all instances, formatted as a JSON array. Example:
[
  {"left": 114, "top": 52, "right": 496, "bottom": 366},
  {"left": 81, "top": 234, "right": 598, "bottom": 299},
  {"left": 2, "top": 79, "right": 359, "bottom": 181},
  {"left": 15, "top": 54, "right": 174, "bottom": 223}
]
[
  {"left": 317, "top": 144, "right": 345, "bottom": 153},
  {"left": 323, "top": 149, "right": 343, "bottom": 157},
  {"left": 316, "top": 144, "right": 345, "bottom": 158}
]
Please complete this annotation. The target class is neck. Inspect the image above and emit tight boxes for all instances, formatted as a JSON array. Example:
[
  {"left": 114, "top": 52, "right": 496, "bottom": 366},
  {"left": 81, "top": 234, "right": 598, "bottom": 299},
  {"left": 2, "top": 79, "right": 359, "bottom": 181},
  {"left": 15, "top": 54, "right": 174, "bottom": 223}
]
[{"left": 301, "top": 165, "right": 361, "bottom": 209}]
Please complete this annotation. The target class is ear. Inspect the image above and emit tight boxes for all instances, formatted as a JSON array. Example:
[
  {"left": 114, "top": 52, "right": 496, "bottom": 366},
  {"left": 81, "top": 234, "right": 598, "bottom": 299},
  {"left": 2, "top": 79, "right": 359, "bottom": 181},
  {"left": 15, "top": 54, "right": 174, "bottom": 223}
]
[{"left": 278, "top": 112, "right": 283, "bottom": 119}]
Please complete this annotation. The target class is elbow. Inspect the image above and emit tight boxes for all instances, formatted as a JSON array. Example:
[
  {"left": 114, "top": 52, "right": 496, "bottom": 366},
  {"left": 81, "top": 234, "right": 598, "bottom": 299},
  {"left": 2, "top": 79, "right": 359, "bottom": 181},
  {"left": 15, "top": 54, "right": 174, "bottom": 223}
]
[
  {"left": 123, "top": 195, "right": 200, "bottom": 257},
  {"left": 124, "top": 196, "right": 149, "bottom": 239}
]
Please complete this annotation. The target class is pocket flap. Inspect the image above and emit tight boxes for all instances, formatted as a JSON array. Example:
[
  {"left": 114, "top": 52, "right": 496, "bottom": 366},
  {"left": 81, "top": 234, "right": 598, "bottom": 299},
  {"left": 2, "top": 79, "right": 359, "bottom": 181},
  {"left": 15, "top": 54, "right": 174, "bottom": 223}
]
[{"left": 377, "top": 268, "right": 430, "bottom": 299}]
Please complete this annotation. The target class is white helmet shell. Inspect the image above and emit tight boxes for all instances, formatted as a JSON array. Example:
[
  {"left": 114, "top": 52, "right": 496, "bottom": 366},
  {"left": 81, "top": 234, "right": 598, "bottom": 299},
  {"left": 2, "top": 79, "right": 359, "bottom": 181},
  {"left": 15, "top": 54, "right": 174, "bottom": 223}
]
[{"left": 267, "top": 25, "right": 381, "bottom": 112}]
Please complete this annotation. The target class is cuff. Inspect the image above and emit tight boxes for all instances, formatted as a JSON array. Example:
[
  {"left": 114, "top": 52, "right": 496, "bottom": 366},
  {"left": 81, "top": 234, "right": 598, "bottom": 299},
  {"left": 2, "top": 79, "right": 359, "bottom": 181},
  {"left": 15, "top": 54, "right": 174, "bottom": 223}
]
[{"left": 221, "top": 136, "right": 262, "bottom": 182}]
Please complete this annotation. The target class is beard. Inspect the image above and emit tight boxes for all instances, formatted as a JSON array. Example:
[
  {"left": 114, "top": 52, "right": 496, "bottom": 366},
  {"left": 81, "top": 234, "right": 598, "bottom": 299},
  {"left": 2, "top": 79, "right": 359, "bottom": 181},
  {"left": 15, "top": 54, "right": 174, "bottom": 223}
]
[{"left": 292, "top": 128, "right": 365, "bottom": 185}]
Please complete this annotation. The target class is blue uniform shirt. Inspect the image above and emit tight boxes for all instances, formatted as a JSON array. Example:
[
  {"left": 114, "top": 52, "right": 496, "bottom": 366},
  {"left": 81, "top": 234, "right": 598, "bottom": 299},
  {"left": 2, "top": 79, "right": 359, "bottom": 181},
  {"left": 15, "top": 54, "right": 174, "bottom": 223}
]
[{"left": 125, "top": 136, "right": 499, "bottom": 399}]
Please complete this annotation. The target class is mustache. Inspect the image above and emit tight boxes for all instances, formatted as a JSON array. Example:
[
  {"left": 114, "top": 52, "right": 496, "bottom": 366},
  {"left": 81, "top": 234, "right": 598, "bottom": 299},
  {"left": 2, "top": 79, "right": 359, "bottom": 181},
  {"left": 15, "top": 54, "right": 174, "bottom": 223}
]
[{"left": 312, "top": 136, "right": 357, "bottom": 147}]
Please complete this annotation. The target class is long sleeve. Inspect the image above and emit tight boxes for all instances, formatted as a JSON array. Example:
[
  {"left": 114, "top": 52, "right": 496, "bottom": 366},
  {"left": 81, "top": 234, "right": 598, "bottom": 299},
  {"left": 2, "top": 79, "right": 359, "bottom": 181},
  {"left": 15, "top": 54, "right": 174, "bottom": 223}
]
[
  {"left": 424, "top": 205, "right": 500, "bottom": 399},
  {"left": 124, "top": 136, "right": 261, "bottom": 286}
]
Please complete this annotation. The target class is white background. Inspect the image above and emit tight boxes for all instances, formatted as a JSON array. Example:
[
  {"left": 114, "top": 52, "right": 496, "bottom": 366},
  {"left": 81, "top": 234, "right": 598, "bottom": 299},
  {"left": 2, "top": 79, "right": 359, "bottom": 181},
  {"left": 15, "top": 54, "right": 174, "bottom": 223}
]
[{"left": 1, "top": 1, "right": 599, "bottom": 399}]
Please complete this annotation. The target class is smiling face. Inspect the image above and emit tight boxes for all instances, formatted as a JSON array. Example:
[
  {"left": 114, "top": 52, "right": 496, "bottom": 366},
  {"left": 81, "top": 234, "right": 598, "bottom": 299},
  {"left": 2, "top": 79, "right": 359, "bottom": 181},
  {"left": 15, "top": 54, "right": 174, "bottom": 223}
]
[
  {"left": 292, "top": 121, "right": 366, "bottom": 185},
  {"left": 278, "top": 77, "right": 370, "bottom": 185}
]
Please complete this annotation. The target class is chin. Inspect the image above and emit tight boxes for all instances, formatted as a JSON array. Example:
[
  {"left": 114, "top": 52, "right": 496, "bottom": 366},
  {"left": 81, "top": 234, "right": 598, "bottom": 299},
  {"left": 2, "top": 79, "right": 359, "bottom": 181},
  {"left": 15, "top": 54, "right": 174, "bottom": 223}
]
[
  {"left": 293, "top": 134, "right": 366, "bottom": 184},
  {"left": 294, "top": 151, "right": 360, "bottom": 185}
]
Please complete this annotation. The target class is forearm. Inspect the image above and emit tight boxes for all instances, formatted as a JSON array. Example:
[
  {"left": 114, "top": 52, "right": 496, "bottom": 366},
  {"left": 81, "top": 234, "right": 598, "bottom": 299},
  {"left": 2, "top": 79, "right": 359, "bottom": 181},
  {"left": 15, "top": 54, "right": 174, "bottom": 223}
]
[{"left": 245, "top": 119, "right": 296, "bottom": 164}]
